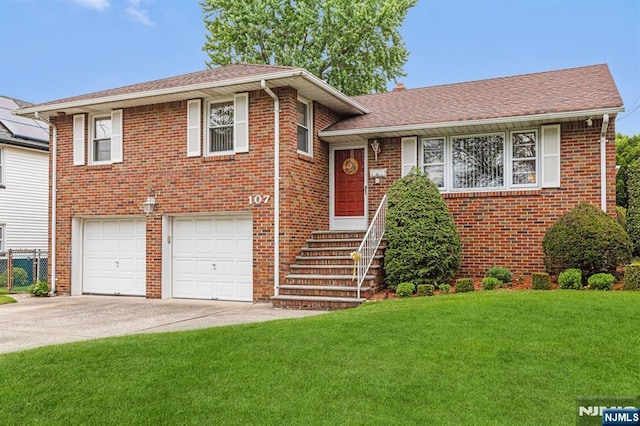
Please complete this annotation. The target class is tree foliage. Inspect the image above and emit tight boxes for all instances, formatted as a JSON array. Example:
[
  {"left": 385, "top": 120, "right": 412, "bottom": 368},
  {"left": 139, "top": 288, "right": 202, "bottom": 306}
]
[
  {"left": 627, "top": 159, "right": 640, "bottom": 256},
  {"left": 201, "top": 0, "right": 417, "bottom": 96},
  {"left": 542, "top": 203, "right": 631, "bottom": 277},
  {"left": 384, "top": 170, "right": 461, "bottom": 288},
  {"left": 615, "top": 133, "right": 640, "bottom": 208}
]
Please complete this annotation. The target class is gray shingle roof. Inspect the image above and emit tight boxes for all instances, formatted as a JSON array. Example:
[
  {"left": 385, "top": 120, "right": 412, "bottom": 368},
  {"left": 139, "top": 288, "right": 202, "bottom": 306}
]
[{"left": 325, "top": 64, "right": 623, "bottom": 132}]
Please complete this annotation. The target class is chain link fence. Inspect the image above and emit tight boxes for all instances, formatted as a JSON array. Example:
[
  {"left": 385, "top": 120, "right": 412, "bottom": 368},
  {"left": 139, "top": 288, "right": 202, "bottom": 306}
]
[{"left": 0, "top": 249, "right": 48, "bottom": 293}]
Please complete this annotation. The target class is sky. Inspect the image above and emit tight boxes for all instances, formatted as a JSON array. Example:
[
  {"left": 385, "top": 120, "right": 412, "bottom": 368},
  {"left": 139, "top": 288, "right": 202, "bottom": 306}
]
[{"left": 1, "top": 0, "right": 639, "bottom": 136}]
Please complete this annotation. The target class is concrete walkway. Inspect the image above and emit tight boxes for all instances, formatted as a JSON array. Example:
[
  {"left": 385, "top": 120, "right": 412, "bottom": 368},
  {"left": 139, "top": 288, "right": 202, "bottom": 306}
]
[{"left": 0, "top": 294, "right": 326, "bottom": 354}]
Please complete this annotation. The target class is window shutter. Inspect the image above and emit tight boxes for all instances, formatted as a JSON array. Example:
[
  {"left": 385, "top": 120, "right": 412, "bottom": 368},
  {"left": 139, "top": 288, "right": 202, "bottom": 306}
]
[
  {"left": 187, "top": 99, "right": 201, "bottom": 157},
  {"left": 111, "top": 109, "right": 123, "bottom": 163},
  {"left": 401, "top": 136, "right": 418, "bottom": 176},
  {"left": 73, "top": 115, "right": 85, "bottom": 166},
  {"left": 234, "top": 93, "right": 249, "bottom": 153},
  {"left": 541, "top": 124, "right": 561, "bottom": 188}
]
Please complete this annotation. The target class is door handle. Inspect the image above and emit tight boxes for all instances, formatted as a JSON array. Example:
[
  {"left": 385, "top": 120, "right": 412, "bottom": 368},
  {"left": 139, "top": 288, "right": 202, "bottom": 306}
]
[
  {"left": 212, "top": 263, "right": 216, "bottom": 270},
  {"left": 364, "top": 185, "right": 368, "bottom": 196}
]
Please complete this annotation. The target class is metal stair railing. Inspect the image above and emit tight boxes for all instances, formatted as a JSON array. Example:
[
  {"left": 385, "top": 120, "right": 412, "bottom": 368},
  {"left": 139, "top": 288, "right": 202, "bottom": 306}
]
[{"left": 355, "top": 194, "right": 387, "bottom": 298}]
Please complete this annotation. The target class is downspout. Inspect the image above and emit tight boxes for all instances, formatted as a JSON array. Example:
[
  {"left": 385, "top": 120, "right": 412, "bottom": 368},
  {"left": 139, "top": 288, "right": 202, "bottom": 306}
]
[
  {"left": 600, "top": 114, "right": 609, "bottom": 212},
  {"left": 260, "top": 80, "right": 280, "bottom": 296},
  {"left": 35, "top": 112, "right": 57, "bottom": 294}
]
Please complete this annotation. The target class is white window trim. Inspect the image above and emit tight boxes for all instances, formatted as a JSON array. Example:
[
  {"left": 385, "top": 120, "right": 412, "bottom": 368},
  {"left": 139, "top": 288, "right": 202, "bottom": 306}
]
[
  {"left": 420, "top": 137, "right": 446, "bottom": 190},
  {"left": 509, "top": 129, "right": 539, "bottom": 189},
  {"left": 297, "top": 96, "right": 313, "bottom": 157},
  {"left": 205, "top": 96, "right": 235, "bottom": 157},
  {"left": 419, "top": 129, "right": 542, "bottom": 193},
  {"left": 0, "top": 147, "right": 5, "bottom": 187},
  {"left": 89, "top": 113, "right": 113, "bottom": 165}
]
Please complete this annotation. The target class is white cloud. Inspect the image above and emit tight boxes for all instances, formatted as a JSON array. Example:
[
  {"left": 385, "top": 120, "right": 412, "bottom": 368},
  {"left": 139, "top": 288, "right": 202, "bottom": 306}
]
[
  {"left": 71, "top": 0, "right": 110, "bottom": 11},
  {"left": 126, "top": 0, "right": 155, "bottom": 27}
]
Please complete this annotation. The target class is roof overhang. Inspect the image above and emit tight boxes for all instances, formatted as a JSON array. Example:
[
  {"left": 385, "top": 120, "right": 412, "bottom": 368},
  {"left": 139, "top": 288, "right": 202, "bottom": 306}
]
[
  {"left": 15, "top": 69, "right": 370, "bottom": 119},
  {"left": 318, "top": 107, "right": 625, "bottom": 143}
]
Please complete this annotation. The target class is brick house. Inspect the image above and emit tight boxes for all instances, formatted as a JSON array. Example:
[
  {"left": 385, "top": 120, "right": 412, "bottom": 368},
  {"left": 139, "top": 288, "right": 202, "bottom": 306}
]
[{"left": 16, "top": 63, "right": 623, "bottom": 308}]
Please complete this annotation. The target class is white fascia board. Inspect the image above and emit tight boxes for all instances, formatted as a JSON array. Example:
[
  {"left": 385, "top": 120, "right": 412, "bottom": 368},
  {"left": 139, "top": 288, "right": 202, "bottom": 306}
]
[
  {"left": 318, "top": 107, "right": 625, "bottom": 138},
  {"left": 16, "top": 69, "right": 369, "bottom": 117}
]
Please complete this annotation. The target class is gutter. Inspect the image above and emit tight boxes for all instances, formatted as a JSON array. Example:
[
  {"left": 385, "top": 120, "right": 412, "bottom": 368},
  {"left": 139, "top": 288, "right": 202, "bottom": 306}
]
[
  {"left": 600, "top": 114, "right": 610, "bottom": 211},
  {"left": 318, "top": 107, "right": 624, "bottom": 139},
  {"left": 34, "top": 111, "right": 57, "bottom": 295},
  {"left": 260, "top": 80, "right": 280, "bottom": 296}
]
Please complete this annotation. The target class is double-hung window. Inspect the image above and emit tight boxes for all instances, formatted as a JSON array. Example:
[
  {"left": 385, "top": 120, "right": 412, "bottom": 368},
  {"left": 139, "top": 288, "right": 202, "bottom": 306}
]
[
  {"left": 201, "top": 93, "right": 249, "bottom": 156},
  {"left": 415, "top": 128, "right": 548, "bottom": 192},
  {"left": 92, "top": 115, "right": 112, "bottom": 163},
  {"left": 297, "top": 97, "right": 312, "bottom": 156}
]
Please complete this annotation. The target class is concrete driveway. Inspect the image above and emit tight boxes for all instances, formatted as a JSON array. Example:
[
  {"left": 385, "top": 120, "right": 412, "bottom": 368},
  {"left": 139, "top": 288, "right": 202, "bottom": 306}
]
[{"left": 0, "top": 294, "right": 326, "bottom": 354}]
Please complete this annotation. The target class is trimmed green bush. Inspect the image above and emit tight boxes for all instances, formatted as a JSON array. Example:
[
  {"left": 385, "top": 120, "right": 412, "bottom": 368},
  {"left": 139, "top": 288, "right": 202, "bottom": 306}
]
[
  {"left": 396, "top": 282, "right": 415, "bottom": 298},
  {"left": 28, "top": 280, "right": 49, "bottom": 297},
  {"left": 455, "top": 278, "right": 474, "bottom": 293},
  {"left": 587, "top": 273, "right": 615, "bottom": 291},
  {"left": 384, "top": 170, "right": 461, "bottom": 289},
  {"left": 532, "top": 272, "right": 551, "bottom": 290},
  {"left": 624, "top": 263, "right": 640, "bottom": 290},
  {"left": 439, "top": 284, "right": 451, "bottom": 294},
  {"left": 481, "top": 277, "right": 500, "bottom": 290},
  {"left": 416, "top": 284, "right": 435, "bottom": 297},
  {"left": 616, "top": 206, "right": 628, "bottom": 231},
  {"left": 628, "top": 160, "right": 640, "bottom": 256},
  {"left": 0, "top": 267, "right": 29, "bottom": 287},
  {"left": 542, "top": 202, "right": 632, "bottom": 277},
  {"left": 558, "top": 268, "right": 582, "bottom": 290},
  {"left": 486, "top": 266, "right": 512, "bottom": 283}
]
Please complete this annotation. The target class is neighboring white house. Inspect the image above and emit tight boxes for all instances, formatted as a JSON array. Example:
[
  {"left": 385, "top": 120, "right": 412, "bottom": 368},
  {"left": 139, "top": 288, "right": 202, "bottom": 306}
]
[{"left": 0, "top": 96, "right": 49, "bottom": 251}]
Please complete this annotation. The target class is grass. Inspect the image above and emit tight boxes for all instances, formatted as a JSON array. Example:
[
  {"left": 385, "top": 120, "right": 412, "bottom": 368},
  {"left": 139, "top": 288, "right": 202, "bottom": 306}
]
[
  {"left": 1, "top": 291, "right": 639, "bottom": 425},
  {"left": 0, "top": 295, "right": 16, "bottom": 304}
]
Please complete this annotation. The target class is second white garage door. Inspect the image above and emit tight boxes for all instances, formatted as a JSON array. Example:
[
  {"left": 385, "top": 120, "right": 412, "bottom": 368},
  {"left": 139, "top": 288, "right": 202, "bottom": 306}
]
[{"left": 172, "top": 216, "right": 253, "bottom": 301}]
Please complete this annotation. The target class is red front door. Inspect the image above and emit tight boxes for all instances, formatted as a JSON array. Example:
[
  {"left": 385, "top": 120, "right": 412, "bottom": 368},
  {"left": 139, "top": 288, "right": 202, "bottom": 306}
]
[{"left": 334, "top": 148, "right": 365, "bottom": 217}]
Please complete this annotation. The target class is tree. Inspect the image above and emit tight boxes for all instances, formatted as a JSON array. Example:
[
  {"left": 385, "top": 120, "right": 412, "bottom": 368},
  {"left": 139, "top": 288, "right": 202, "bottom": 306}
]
[
  {"left": 201, "top": 0, "right": 417, "bottom": 96},
  {"left": 615, "top": 133, "right": 640, "bottom": 208},
  {"left": 384, "top": 170, "right": 461, "bottom": 288},
  {"left": 627, "top": 159, "right": 640, "bottom": 256}
]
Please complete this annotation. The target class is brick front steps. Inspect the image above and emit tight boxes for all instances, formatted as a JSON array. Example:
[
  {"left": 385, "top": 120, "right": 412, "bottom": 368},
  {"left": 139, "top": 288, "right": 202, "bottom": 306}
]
[{"left": 272, "top": 230, "right": 385, "bottom": 310}]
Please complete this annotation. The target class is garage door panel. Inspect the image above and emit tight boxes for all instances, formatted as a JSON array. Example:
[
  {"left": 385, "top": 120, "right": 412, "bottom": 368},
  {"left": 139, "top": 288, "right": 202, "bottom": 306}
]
[
  {"left": 83, "top": 219, "right": 146, "bottom": 296},
  {"left": 172, "top": 216, "right": 252, "bottom": 301}
]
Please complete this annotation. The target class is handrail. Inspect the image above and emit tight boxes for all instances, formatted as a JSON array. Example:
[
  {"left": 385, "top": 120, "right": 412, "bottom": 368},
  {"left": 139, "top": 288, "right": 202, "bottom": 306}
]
[{"left": 355, "top": 194, "right": 387, "bottom": 298}]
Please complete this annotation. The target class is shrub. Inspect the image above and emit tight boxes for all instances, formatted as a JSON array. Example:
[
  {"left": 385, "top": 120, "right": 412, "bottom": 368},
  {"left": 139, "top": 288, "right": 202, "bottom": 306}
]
[
  {"left": 486, "top": 266, "right": 512, "bottom": 283},
  {"left": 628, "top": 160, "right": 640, "bottom": 256},
  {"left": 558, "top": 268, "right": 582, "bottom": 290},
  {"left": 416, "top": 284, "right": 435, "bottom": 297},
  {"left": 587, "top": 273, "right": 615, "bottom": 291},
  {"left": 28, "top": 281, "right": 49, "bottom": 297},
  {"left": 455, "top": 278, "right": 474, "bottom": 293},
  {"left": 481, "top": 277, "right": 500, "bottom": 290},
  {"left": 616, "top": 206, "right": 628, "bottom": 231},
  {"left": 542, "top": 202, "right": 632, "bottom": 277},
  {"left": 384, "top": 170, "right": 461, "bottom": 289},
  {"left": 0, "top": 267, "right": 29, "bottom": 287},
  {"left": 396, "top": 282, "right": 415, "bottom": 298},
  {"left": 532, "top": 272, "right": 551, "bottom": 290},
  {"left": 624, "top": 263, "right": 640, "bottom": 291},
  {"left": 439, "top": 284, "right": 451, "bottom": 294}
]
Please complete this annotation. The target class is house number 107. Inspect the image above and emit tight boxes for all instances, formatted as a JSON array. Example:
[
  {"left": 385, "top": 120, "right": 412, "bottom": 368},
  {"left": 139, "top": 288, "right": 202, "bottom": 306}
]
[{"left": 249, "top": 195, "right": 270, "bottom": 205}]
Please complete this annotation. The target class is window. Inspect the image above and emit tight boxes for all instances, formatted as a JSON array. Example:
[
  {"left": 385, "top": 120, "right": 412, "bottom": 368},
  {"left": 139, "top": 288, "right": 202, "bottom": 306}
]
[
  {"left": 511, "top": 130, "right": 538, "bottom": 186},
  {"left": 92, "top": 115, "right": 112, "bottom": 163},
  {"left": 207, "top": 100, "right": 234, "bottom": 154},
  {"left": 204, "top": 93, "right": 249, "bottom": 155},
  {"left": 452, "top": 134, "right": 504, "bottom": 189},
  {"left": 422, "top": 138, "right": 445, "bottom": 189},
  {"left": 0, "top": 148, "right": 4, "bottom": 187},
  {"left": 0, "top": 224, "right": 4, "bottom": 251},
  {"left": 297, "top": 98, "right": 312, "bottom": 155},
  {"left": 416, "top": 130, "right": 543, "bottom": 192}
]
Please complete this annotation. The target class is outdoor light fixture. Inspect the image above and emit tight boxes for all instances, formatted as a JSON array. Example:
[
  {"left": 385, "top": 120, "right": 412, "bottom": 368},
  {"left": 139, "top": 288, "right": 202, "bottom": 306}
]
[
  {"left": 142, "top": 189, "right": 158, "bottom": 214},
  {"left": 586, "top": 117, "right": 593, "bottom": 127},
  {"left": 370, "top": 139, "right": 381, "bottom": 161}
]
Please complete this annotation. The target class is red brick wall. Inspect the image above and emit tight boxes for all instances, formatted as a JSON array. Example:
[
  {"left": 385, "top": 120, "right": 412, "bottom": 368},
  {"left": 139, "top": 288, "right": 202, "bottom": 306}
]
[
  {"left": 50, "top": 88, "right": 338, "bottom": 300},
  {"left": 366, "top": 118, "right": 617, "bottom": 278}
]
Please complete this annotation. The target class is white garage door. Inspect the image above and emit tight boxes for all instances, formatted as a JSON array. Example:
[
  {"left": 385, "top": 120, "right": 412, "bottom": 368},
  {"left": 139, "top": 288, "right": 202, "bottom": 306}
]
[
  {"left": 83, "top": 219, "right": 146, "bottom": 296},
  {"left": 172, "top": 216, "right": 252, "bottom": 301}
]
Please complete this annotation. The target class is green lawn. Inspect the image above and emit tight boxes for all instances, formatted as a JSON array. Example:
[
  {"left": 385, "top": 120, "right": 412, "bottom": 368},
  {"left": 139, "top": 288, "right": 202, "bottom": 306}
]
[
  {"left": 1, "top": 291, "right": 639, "bottom": 425},
  {"left": 0, "top": 295, "right": 16, "bottom": 304}
]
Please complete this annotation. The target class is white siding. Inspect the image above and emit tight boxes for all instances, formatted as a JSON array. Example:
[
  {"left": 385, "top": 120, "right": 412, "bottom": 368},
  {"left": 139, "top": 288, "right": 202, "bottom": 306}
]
[{"left": 0, "top": 145, "right": 49, "bottom": 250}]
